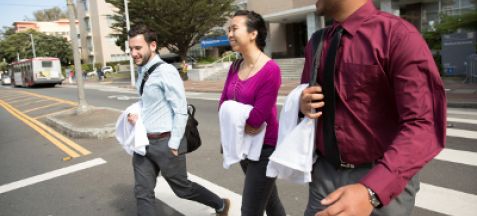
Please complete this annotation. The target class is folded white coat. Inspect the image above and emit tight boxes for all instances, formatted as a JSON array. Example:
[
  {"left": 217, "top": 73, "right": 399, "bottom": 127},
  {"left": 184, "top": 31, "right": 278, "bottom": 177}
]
[
  {"left": 115, "top": 102, "right": 149, "bottom": 156},
  {"left": 219, "top": 100, "right": 266, "bottom": 169},
  {"left": 266, "top": 84, "right": 317, "bottom": 184}
]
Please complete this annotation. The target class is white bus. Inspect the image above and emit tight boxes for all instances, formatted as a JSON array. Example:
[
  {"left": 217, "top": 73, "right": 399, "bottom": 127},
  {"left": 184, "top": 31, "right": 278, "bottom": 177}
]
[{"left": 11, "top": 57, "right": 63, "bottom": 87}]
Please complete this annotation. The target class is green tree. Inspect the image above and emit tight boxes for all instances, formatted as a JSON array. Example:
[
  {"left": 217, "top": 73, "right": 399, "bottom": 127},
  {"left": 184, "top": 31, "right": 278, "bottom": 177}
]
[
  {"left": 106, "top": 0, "right": 235, "bottom": 61},
  {"left": 25, "top": 6, "right": 68, "bottom": 21},
  {"left": 0, "top": 29, "right": 73, "bottom": 65},
  {"left": 0, "top": 26, "right": 16, "bottom": 40},
  {"left": 423, "top": 9, "right": 477, "bottom": 50}
]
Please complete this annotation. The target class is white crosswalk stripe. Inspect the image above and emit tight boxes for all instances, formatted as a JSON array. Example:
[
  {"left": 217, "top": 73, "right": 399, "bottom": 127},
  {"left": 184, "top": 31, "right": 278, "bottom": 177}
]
[{"left": 416, "top": 183, "right": 477, "bottom": 216}]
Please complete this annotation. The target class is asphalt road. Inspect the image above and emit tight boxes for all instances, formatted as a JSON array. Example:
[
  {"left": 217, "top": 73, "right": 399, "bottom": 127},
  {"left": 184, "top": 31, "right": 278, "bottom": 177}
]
[{"left": 0, "top": 84, "right": 476, "bottom": 216}]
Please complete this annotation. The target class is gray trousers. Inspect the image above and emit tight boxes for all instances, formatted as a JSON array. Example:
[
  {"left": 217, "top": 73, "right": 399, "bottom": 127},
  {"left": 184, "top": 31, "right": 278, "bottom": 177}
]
[
  {"left": 133, "top": 137, "right": 223, "bottom": 216},
  {"left": 304, "top": 157, "right": 420, "bottom": 216},
  {"left": 240, "top": 147, "right": 286, "bottom": 216}
]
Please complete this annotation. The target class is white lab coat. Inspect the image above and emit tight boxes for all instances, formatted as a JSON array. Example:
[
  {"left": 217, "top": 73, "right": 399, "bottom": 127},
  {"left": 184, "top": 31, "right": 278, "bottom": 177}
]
[
  {"left": 115, "top": 102, "right": 149, "bottom": 156},
  {"left": 219, "top": 100, "right": 266, "bottom": 169},
  {"left": 266, "top": 84, "right": 317, "bottom": 184}
]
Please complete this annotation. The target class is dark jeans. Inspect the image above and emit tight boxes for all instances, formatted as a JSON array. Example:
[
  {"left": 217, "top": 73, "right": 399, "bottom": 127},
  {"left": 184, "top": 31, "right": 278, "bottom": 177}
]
[
  {"left": 133, "top": 137, "right": 223, "bottom": 216},
  {"left": 240, "top": 146, "right": 286, "bottom": 216},
  {"left": 304, "top": 157, "right": 420, "bottom": 216}
]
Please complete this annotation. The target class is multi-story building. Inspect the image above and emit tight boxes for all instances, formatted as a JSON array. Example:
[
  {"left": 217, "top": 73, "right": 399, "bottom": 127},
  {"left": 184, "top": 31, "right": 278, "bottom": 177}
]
[
  {"left": 76, "top": 0, "right": 128, "bottom": 67},
  {"left": 247, "top": 0, "right": 476, "bottom": 58},
  {"left": 13, "top": 19, "right": 79, "bottom": 41}
]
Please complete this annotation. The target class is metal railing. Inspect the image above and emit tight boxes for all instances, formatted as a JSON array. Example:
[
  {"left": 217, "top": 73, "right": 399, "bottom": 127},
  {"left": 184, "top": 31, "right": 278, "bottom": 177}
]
[{"left": 465, "top": 54, "right": 477, "bottom": 84}]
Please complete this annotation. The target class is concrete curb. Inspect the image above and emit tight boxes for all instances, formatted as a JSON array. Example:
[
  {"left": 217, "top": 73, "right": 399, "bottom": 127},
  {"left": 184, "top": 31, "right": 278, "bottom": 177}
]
[{"left": 43, "top": 106, "right": 121, "bottom": 139}]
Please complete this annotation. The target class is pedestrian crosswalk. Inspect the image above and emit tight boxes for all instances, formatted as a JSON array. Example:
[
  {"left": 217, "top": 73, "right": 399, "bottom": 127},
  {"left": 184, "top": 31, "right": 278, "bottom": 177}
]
[{"left": 152, "top": 107, "right": 477, "bottom": 216}]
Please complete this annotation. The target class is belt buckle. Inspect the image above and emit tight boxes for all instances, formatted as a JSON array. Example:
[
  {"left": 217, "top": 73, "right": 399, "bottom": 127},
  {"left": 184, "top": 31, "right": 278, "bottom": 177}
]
[{"left": 340, "top": 162, "right": 355, "bottom": 169}]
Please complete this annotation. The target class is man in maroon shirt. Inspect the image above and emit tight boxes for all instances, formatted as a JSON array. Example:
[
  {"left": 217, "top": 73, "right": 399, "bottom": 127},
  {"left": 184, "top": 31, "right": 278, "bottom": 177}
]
[{"left": 299, "top": 0, "right": 446, "bottom": 215}]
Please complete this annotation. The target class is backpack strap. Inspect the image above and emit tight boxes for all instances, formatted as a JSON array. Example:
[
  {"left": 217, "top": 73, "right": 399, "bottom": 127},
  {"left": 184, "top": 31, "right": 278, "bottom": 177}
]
[
  {"left": 140, "top": 62, "right": 162, "bottom": 95},
  {"left": 309, "top": 28, "right": 326, "bottom": 86}
]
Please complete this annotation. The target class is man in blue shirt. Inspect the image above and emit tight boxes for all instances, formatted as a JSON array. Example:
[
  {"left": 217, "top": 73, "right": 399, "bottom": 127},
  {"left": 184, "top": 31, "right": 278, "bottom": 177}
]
[{"left": 126, "top": 25, "right": 230, "bottom": 216}]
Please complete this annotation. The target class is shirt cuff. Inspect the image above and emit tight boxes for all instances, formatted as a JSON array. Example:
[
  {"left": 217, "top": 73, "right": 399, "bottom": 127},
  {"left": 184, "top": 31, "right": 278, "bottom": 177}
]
[
  {"left": 359, "top": 163, "right": 406, "bottom": 206},
  {"left": 168, "top": 136, "right": 181, "bottom": 150}
]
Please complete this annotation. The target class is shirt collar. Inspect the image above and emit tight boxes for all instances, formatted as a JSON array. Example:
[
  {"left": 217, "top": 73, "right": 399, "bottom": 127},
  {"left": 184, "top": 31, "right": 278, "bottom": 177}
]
[
  {"left": 140, "top": 54, "right": 163, "bottom": 74},
  {"left": 334, "top": 0, "right": 378, "bottom": 37}
]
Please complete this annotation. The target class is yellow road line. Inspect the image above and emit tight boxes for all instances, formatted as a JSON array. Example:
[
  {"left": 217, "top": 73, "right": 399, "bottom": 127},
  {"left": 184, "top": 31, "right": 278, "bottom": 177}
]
[
  {"left": 3, "top": 95, "right": 30, "bottom": 103},
  {"left": 19, "top": 91, "right": 77, "bottom": 106},
  {"left": 0, "top": 94, "right": 29, "bottom": 101},
  {"left": 23, "top": 102, "right": 63, "bottom": 113},
  {"left": 8, "top": 97, "right": 34, "bottom": 104},
  {"left": 33, "top": 107, "right": 76, "bottom": 120},
  {"left": 0, "top": 101, "right": 91, "bottom": 156},
  {"left": 15, "top": 99, "right": 51, "bottom": 108},
  {"left": 0, "top": 100, "right": 80, "bottom": 158}
]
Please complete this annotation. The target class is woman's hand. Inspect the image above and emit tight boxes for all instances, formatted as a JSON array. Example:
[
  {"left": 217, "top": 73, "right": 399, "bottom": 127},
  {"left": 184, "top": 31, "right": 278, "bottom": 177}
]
[{"left": 245, "top": 124, "right": 262, "bottom": 135}]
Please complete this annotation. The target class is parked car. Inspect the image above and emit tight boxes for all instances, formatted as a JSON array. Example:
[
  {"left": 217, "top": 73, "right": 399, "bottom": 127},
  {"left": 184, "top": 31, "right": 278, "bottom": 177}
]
[
  {"left": 1, "top": 74, "right": 11, "bottom": 85},
  {"left": 102, "top": 66, "right": 114, "bottom": 74}
]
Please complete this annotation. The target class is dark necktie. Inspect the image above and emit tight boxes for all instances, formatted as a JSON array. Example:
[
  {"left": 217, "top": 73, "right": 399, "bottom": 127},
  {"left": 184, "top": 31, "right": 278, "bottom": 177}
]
[{"left": 323, "top": 27, "right": 343, "bottom": 168}]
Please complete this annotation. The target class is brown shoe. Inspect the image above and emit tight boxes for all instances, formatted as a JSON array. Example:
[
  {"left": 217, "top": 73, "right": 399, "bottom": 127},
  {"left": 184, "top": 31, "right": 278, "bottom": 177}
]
[{"left": 216, "top": 198, "right": 230, "bottom": 216}]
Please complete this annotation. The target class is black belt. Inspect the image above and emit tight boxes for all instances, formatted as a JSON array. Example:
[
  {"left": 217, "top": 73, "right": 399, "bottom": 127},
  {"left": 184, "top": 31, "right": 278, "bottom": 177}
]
[
  {"left": 317, "top": 150, "right": 374, "bottom": 169},
  {"left": 147, "top": 132, "right": 171, "bottom": 139}
]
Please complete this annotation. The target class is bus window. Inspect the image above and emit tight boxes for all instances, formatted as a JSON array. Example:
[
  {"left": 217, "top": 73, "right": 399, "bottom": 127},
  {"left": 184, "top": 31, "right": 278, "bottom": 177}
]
[{"left": 42, "top": 61, "right": 53, "bottom": 68}]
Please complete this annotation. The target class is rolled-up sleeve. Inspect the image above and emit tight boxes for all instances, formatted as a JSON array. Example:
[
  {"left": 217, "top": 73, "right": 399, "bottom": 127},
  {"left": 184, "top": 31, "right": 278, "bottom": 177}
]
[
  {"left": 159, "top": 64, "right": 188, "bottom": 150},
  {"left": 360, "top": 28, "right": 446, "bottom": 205}
]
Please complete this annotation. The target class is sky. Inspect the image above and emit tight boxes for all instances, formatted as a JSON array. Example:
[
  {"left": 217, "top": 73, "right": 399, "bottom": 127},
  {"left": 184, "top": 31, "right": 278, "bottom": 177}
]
[{"left": 0, "top": 0, "right": 67, "bottom": 28}]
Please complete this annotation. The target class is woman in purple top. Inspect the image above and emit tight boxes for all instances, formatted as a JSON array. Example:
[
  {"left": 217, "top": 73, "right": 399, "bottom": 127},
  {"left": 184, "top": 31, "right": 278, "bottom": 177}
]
[{"left": 219, "top": 10, "right": 286, "bottom": 216}]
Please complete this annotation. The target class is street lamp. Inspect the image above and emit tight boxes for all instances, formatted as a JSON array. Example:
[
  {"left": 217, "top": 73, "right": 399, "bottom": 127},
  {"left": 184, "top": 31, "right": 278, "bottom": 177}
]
[{"left": 124, "top": 0, "right": 136, "bottom": 87}]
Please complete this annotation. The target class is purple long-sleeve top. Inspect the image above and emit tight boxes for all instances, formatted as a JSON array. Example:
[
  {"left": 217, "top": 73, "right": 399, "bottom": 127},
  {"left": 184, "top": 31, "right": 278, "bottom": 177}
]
[{"left": 219, "top": 59, "right": 282, "bottom": 147}]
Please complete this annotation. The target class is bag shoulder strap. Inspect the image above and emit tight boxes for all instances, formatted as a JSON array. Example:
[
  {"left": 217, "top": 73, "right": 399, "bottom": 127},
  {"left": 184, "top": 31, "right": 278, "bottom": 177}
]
[
  {"left": 140, "top": 62, "right": 162, "bottom": 95},
  {"left": 309, "top": 28, "right": 326, "bottom": 86}
]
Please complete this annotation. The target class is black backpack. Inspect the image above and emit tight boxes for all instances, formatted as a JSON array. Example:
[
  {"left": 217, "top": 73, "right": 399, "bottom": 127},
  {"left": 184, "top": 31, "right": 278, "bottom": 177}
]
[{"left": 140, "top": 62, "right": 201, "bottom": 154}]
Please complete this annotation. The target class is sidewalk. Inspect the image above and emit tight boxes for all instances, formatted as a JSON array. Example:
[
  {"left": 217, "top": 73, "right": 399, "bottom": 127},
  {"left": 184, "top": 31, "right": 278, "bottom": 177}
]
[
  {"left": 52, "top": 76, "right": 476, "bottom": 139},
  {"left": 91, "top": 76, "right": 477, "bottom": 108}
]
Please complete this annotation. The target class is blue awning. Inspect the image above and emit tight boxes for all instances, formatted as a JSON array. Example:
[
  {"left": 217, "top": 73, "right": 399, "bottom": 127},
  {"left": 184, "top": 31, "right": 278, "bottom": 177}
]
[{"left": 200, "top": 36, "right": 229, "bottom": 48}]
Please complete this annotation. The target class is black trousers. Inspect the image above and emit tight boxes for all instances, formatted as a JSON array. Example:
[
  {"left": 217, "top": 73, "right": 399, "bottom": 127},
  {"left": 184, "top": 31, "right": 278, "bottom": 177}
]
[{"left": 240, "top": 146, "right": 287, "bottom": 216}]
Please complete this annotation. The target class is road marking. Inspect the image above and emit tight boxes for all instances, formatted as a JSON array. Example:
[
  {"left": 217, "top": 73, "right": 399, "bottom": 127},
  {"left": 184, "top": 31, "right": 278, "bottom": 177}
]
[
  {"left": 23, "top": 102, "right": 63, "bottom": 113},
  {"left": 19, "top": 90, "right": 77, "bottom": 106},
  {"left": 434, "top": 148, "right": 477, "bottom": 167},
  {"left": 7, "top": 97, "right": 32, "bottom": 104},
  {"left": 416, "top": 183, "right": 477, "bottom": 216},
  {"left": 15, "top": 99, "right": 51, "bottom": 108},
  {"left": 447, "top": 117, "right": 477, "bottom": 125},
  {"left": 155, "top": 173, "right": 243, "bottom": 216},
  {"left": 0, "top": 158, "right": 106, "bottom": 194},
  {"left": 1, "top": 94, "right": 30, "bottom": 101},
  {"left": 33, "top": 107, "right": 76, "bottom": 119},
  {"left": 447, "top": 128, "right": 477, "bottom": 139},
  {"left": 0, "top": 100, "right": 90, "bottom": 156},
  {"left": 0, "top": 100, "right": 80, "bottom": 158}
]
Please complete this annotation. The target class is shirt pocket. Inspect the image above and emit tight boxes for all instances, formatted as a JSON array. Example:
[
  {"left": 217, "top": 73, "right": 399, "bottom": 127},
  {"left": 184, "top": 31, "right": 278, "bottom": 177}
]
[{"left": 342, "top": 63, "right": 384, "bottom": 102}]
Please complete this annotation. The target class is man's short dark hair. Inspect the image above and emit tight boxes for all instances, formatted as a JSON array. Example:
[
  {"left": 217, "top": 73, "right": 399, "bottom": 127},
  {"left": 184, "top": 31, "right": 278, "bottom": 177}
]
[{"left": 128, "top": 24, "right": 158, "bottom": 45}]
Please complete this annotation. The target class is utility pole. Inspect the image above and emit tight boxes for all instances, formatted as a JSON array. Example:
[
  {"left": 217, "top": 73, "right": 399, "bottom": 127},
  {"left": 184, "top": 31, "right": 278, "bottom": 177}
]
[
  {"left": 29, "top": 33, "right": 36, "bottom": 58},
  {"left": 66, "top": 0, "right": 88, "bottom": 113},
  {"left": 124, "top": 0, "right": 136, "bottom": 87}
]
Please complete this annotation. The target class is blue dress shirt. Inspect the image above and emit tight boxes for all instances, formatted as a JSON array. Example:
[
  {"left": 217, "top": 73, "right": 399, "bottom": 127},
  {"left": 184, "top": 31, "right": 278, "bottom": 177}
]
[{"left": 136, "top": 55, "right": 188, "bottom": 150}]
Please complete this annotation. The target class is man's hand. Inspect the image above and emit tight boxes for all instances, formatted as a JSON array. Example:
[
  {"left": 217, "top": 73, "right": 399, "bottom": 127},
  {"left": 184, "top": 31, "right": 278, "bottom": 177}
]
[
  {"left": 300, "top": 86, "right": 324, "bottom": 119},
  {"left": 245, "top": 124, "right": 262, "bottom": 135},
  {"left": 315, "top": 183, "right": 373, "bottom": 216},
  {"left": 127, "top": 113, "right": 138, "bottom": 125},
  {"left": 170, "top": 149, "right": 178, "bottom": 156}
]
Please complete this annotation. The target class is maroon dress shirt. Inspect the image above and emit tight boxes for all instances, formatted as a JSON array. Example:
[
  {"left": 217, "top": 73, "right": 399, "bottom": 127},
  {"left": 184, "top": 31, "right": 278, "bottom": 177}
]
[{"left": 300, "top": 0, "right": 446, "bottom": 205}]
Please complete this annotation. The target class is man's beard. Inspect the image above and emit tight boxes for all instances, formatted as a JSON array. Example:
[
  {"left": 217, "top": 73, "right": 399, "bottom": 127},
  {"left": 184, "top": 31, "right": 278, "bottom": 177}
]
[{"left": 138, "top": 51, "right": 151, "bottom": 66}]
